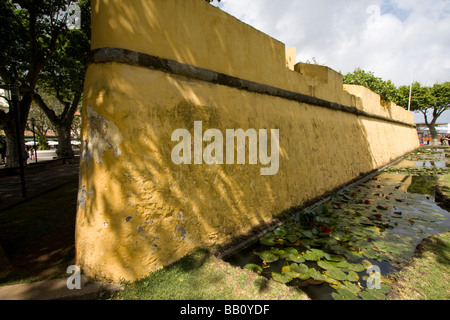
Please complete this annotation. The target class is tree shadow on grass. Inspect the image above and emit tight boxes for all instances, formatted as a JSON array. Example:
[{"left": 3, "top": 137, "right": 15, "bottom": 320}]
[{"left": 415, "top": 234, "right": 450, "bottom": 268}]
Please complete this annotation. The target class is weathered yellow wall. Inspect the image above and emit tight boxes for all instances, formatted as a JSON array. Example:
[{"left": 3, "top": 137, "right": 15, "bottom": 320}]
[{"left": 76, "top": 0, "right": 419, "bottom": 282}]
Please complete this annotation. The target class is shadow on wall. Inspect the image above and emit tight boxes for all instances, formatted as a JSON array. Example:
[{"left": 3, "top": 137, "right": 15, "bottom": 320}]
[{"left": 76, "top": 0, "right": 418, "bottom": 282}]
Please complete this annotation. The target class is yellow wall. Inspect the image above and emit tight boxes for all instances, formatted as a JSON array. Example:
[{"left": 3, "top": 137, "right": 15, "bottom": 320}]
[{"left": 76, "top": 0, "right": 420, "bottom": 282}]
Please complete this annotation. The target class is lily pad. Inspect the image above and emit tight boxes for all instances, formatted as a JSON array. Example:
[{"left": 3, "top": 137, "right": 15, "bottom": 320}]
[
  {"left": 272, "top": 272, "right": 293, "bottom": 284},
  {"left": 288, "top": 253, "right": 306, "bottom": 263},
  {"left": 332, "top": 288, "right": 360, "bottom": 300},
  {"left": 340, "top": 281, "right": 362, "bottom": 294},
  {"left": 254, "top": 250, "right": 279, "bottom": 263},
  {"left": 260, "top": 234, "right": 276, "bottom": 246},
  {"left": 303, "top": 248, "right": 325, "bottom": 261},
  {"left": 347, "top": 271, "right": 359, "bottom": 282},
  {"left": 324, "top": 253, "right": 345, "bottom": 262},
  {"left": 280, "top": 247, "right": 299, "bottom": 258},
  {"left": 325, "top": 268, "right": 348, "bottom": 281},
  {"left": 358, "top": 289, "right": 386, "bottom": 300},
  {"left": 291, "top": 263, "right": 309, "bottom": 274},
  {"left": 348, "top": 263, "right": 366, "bottom": 273},
  {"left": 274, "top": 227, "right": 288, "bottom": 237},
  {"left": 309, "top": 268, "right": 326, "bottom": 281},
  {"left": 317, "top": 260, "right": 336, "bottom": 270},
  {"left": 362, "top": 248, "right": 380, "bottom": 260}
]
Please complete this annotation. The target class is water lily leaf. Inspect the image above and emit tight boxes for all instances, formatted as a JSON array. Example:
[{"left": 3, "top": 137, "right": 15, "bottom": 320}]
[
  {"left": 244, "top": 264, "right": 263, "bottom": 274},
  {"left": 288, "top": 253, "right": 305, "bottom": 263},
  {"left": 324, "top": 253, "right": 345, "bottom": 262},
  {"left": 281, "top": 247, "right": 299, "bottom": 256},
  {"left": 331, "top": 292, "right": 346, "bottom": 300},
  {"left": 324, "top": 275, "right": 340, "bottom": 285},
  {"left": 361, "top": 259, "right": 373, "bottom": 268},
  {"left": 317, "top": 237, "right": 338, "bottom": 246},
  {"left": 298, "top": 270, "right": 311, "bottom": 280},
  {"left": 317, "top": 260, "right": 335, "bottom": 270},
  {"left": 310, "top": 248, "right": 325, "bottom": 258},
  {"left": 301, "top": 230, "right": 315, "bottom": 239},
  {"left": 358, "top": 289, "right": 386, "bottom": 300},
  {"left": 336, "top": 288, "right": 360, "bottom": 300},
  {"left": 379, "top": 283, "right": 392, "bottom": 294},
  {"left": 341, "top": 281, "right": 362, "bottom": 294},
  {"left": 325, "top": 269, "right": 348, "bottom": 281},
  {"left": 303, "top": 250, "right": 321, "bottom": 261},
  {"left": 260, "top": 234, "right": 276, "bottom": 246},
  {"left": 329, "top": 259, "right": 351, "bottom": 269},
  {"left": 254, "top": 250, "right": 279, "bottom": 263},
  {"left": 274, "top": 227, "right": 288, "bottom": 237},
  {"left": 286, "top": 234, "right": 298, "bottom": 243},
  {"left": 291, "top": 263, "right": 309, "bottom": 274},
  {"left": 270, "top": 247, "right": 285, "bottom": 256},
  {"left": 281, "top": 265, "right": 302, "bottom": 279},
  {"left": 362, "top": 248, "right": 380, "bottom": 260},
  {"left": 306, "top": 279, "right": 324, "bottom": 285},
  {"left": 301, "top": 239, "right": 315, "bottom": 249},
  {"left": 309, "top": 268, "right": 326, "bottom": 281},
  {"left": 348, "top": 263, "right": 366, "bottom": 273},
  {"left": 272, "top": 272, "right": 293, "bottom": 284},
  {"left": 347, "top": 271, "right": 359, "bottom": 282}
]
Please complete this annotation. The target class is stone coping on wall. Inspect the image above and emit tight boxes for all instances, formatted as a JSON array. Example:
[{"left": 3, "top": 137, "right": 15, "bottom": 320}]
[{"left": 86, "top": 47, "right": 416, "bottom": 129}]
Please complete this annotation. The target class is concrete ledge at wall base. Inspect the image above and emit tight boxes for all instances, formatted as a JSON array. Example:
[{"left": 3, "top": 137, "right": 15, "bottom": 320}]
[{"left": 0, "top": 275, "right": 123, "bottom": 300}]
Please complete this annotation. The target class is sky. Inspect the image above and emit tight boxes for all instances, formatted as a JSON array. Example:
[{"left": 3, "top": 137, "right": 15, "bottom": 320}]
[{"left": 211, "top": 0, "right": 450, "bottom": 87}]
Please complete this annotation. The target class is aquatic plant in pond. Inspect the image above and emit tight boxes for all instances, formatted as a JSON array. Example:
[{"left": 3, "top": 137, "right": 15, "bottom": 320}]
[{"left": 232, "top": 150, "right": 450, "bottom": 300}]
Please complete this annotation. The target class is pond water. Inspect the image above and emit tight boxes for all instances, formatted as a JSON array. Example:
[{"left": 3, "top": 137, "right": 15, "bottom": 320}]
[{"left": 225, "top": 149, "right": 450, "bottom": 300}]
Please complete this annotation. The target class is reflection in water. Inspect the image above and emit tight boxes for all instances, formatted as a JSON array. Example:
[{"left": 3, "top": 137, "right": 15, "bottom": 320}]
[
  {"left": 407, "top": 176, "right": 436, "bottom": 195},
  {"left": 416, "top": 161, "right": 446, "bottom": 168}
]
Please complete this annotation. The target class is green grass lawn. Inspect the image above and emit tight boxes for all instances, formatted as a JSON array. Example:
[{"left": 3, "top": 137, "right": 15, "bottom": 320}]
[
  {"left": 388, "top": 232, "right": 450, "bottom": 300},
  {"left": 111, "top": 249, "right": 309, "bottom": 300}
]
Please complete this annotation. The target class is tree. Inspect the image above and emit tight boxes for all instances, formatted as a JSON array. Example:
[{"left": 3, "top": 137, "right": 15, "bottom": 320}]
[
  {"left": 33, "top": 0, "right": 89, "bottom": 159},
  {"left": 397, "top": 82, "right": 450, "bottom": 143},
  {"left": 0, "top": 0, "right": 79, "bottom": 167},
  {"left": 343, "top": 68, "right": 399, "bottom": 103}
]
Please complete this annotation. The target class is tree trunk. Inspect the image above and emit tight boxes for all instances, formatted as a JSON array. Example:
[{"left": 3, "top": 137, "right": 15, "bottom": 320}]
[
  {"left": 55, "top": 123, "right": 74, "bottom": 159},
  {"left": 2, "top": 114, "right": 28, "bottom": 168},
  {"left": 427, "top": 123, "right": 439, "bottom": 146}
]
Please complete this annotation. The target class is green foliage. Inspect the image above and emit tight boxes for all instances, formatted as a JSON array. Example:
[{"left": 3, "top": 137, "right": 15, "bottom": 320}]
[
  {"left": 0, "top": 0, "right": 78, "bottom": 85},
  {"left": 37, "top": 134, "right": 49, "bottom": 150},
  {"left": 344, "top": 68, "right": 449, "bottom": 139},
  {"left": 343, "top": 68, "right": 399, "bottom": 103}
]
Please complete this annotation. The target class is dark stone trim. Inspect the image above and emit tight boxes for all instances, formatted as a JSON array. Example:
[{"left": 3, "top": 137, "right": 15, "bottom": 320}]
[{"left": 86, "top": 48, "right": 416, "bottom": 128}]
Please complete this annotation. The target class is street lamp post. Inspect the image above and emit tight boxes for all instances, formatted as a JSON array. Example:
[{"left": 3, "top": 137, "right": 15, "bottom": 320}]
[{"left": 31, "top": 117, "right": 38, "bottom": 164}]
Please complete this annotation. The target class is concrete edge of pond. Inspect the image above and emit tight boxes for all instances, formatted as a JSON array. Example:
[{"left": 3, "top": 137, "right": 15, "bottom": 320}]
[{"left": 214, "top": 149, "right": 418, "bottom": 261}]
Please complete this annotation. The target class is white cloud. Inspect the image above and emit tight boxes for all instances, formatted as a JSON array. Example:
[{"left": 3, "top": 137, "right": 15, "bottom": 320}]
[{"left": 214, "top": 0, "right": 450, "bottom": 86}]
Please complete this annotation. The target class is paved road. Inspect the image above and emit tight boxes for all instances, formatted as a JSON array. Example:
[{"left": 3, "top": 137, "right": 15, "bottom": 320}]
[{"left": 0, "top": 161, "right": 79, "bottom": 210}]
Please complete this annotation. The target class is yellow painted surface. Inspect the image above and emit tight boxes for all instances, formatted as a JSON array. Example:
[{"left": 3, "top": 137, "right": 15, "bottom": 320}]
[{"left": 76, "top": 0, "right": 420, "bottom": 282}]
